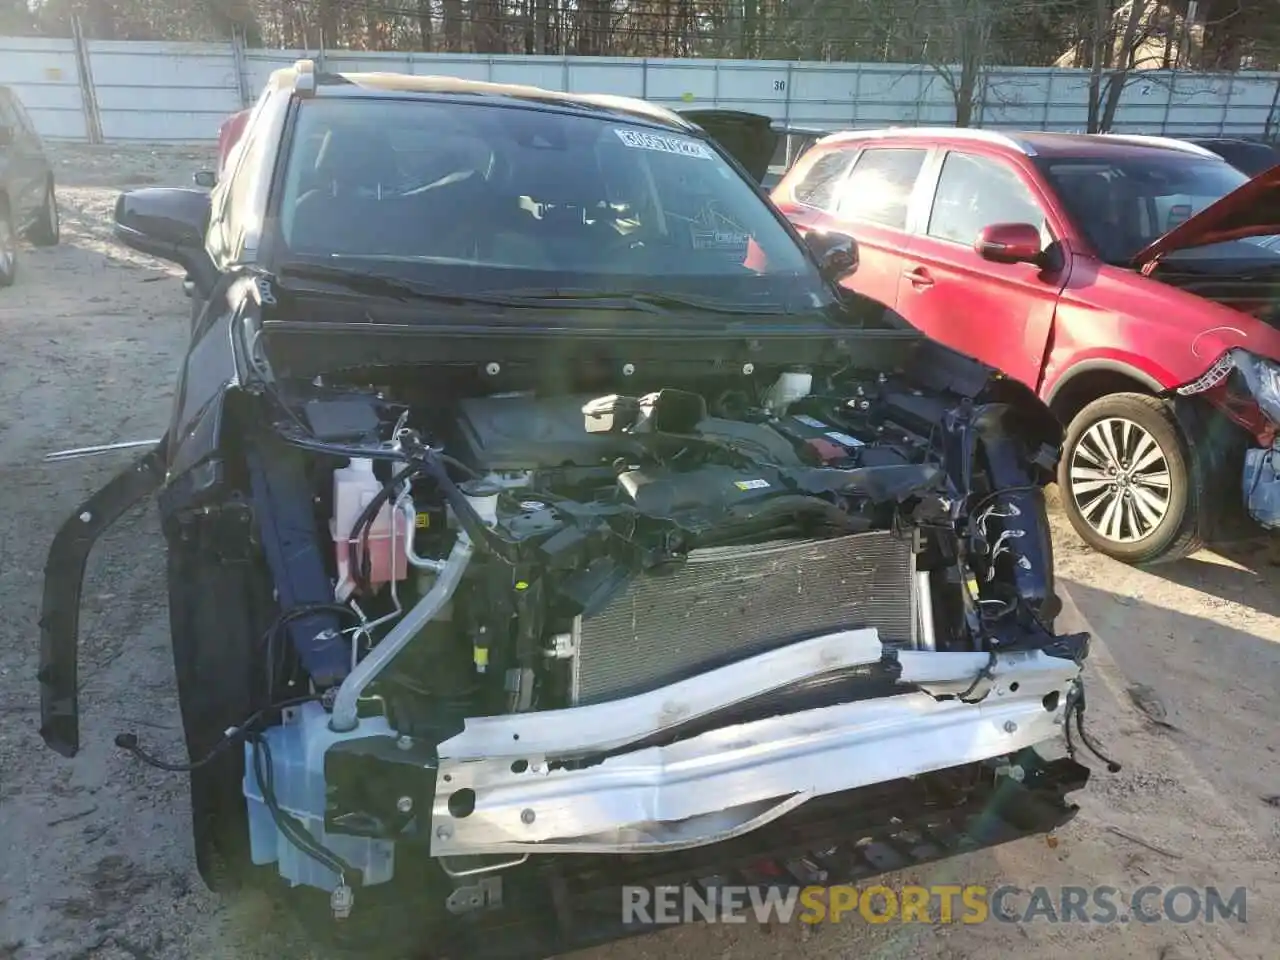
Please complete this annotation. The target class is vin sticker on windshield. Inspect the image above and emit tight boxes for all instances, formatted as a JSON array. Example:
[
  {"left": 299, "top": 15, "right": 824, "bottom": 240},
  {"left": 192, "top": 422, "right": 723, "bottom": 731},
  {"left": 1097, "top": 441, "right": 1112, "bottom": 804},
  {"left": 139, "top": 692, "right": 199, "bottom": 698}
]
[
  {"left": 734, "top": 478, "right": 771, "bottom": 491},
  {"left": 614, "top": 128, "right": 713, "bottom": 160}
]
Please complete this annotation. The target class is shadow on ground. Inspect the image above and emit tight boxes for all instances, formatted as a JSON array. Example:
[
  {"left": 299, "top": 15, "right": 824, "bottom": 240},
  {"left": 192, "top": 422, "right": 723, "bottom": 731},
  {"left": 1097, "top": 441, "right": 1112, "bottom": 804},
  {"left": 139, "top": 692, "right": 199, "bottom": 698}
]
[
  {"left": 1062, "top": 575, "right": 1280, "bottom": 846},
  {"left": 1152, "top": 535, "right": 1280, "bottom": 619}
]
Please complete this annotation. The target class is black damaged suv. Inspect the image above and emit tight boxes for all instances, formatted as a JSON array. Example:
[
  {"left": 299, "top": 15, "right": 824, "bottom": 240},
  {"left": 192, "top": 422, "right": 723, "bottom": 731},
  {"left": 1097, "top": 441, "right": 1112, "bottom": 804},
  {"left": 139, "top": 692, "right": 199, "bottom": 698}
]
[{"left": 40, "top": 60, "right": 1098, "bottom": 957}]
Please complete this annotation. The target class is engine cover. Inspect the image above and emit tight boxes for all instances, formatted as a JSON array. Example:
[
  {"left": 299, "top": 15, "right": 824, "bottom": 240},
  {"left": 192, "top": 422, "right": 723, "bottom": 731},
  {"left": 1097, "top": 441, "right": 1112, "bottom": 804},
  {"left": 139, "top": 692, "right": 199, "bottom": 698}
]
[
  {"left": 453, "top": 394, "right": 638, "bottom": 471},
  {"left": 572, "top": 529, "right": 918, "bottom": 704}
]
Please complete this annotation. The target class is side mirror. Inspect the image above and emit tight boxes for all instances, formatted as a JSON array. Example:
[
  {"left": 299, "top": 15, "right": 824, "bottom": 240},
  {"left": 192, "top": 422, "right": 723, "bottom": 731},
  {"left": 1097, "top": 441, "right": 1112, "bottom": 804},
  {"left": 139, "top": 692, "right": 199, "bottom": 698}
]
[
  {"left": 804, "top": 230, "right": 859, "bottom": 282},
  {"left": 975, "top": 222, "right": 1043, "bottom": 265},
  {"left": 192, "top": 170, "right": 217, "bottom": 189},
  {"left": 114, "top": 187, "right": 216, "bottom": 291}
]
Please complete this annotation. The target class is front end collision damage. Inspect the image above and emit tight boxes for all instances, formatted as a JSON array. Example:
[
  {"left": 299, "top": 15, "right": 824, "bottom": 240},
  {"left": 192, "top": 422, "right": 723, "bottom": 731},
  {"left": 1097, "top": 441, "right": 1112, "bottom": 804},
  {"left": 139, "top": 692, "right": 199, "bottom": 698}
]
[
  {"left": 38, "top": 289, "right": 349, "bottom": 756},
  {"left": 1177, "top": 347, "right": 1280, "bottom": 531},
  {"left": 37, "top": 308, "right": 1100, "bottom": 934},
  {"left": 426, "top": 639, "right": 1081, "bottom": 857}
]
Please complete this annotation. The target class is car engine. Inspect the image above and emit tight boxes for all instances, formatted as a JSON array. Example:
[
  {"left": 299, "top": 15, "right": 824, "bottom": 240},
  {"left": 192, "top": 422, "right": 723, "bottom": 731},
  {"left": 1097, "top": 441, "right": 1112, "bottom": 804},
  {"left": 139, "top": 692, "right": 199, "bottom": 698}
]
[{"left": 224, "top": 349, "right": 1068, "bottom": 904}]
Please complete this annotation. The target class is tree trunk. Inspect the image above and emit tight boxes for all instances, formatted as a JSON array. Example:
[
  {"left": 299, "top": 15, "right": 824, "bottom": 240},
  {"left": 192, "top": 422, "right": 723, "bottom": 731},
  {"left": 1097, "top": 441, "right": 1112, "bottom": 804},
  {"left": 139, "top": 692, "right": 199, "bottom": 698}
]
[
  {"left": 417, "top": 0, "right": 433, "bottom": 50},
  {"left": 441, "top": 0, "right": 463, "bottom": 50},
  {"left": 1099, "top": 0, "right": 1147, "bottom": 132},
  {"left": 318, "top": 0, "right": 338, "bottom": 50},
  {"left": 474, "top": 0, "right": 504, "bottom": 52},
  {"left": 534, "top": 0, "right": 549, "bottom": 53},
  {"left": 1085, "top": 0, "right": 1111, "bottom": 132},
  {"left": 742, "top": 0, "right": 758, "bottom": 58}
]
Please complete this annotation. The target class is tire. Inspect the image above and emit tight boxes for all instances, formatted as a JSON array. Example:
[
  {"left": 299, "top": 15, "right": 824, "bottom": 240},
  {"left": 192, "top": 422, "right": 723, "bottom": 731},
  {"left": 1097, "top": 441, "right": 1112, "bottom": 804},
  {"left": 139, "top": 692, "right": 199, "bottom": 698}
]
[
  {"left": 1058, "top": 393, "right": 1203, "bottom": 564},
  {"left": 167, "top": 524, "right": 271, "bottom": 892},
  {"left": 26, "top": 178, "right": 60, "bottom": 247},
  {"left": 0, "top": 200, "right": 16, "bottom": 288}
]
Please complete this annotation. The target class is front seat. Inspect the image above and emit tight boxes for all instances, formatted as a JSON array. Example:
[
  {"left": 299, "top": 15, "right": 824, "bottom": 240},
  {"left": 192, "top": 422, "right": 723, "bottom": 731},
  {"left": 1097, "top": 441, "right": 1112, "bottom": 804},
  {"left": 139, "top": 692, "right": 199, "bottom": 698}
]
[{"left": 291, "top": 127, "right": 396, "bottom": 254}]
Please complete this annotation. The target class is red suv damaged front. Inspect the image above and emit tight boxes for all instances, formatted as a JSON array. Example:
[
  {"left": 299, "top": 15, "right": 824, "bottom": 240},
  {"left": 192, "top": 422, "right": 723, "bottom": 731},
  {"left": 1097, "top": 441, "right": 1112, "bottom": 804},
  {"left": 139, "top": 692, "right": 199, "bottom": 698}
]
[{"left": 771, "top": 130, "right": 1280, "bottom": 563}]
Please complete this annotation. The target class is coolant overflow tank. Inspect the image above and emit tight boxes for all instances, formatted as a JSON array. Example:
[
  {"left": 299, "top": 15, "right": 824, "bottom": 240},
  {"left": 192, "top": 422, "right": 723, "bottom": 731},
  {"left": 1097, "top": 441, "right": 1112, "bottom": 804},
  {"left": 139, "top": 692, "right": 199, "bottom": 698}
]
[
  {"left": 765, "top": 370, "right": 812, "bottom": 412},
  {"left": 459, "top": 478, "right": 502, "bottom": 527}
]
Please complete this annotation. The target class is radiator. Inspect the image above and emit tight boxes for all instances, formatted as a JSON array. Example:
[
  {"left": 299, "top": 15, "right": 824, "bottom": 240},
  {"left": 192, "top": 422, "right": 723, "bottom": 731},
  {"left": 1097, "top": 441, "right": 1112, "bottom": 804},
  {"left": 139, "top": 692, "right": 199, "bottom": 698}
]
[{"left": 571, "top": 530, "right": 917, "bottom": 705}]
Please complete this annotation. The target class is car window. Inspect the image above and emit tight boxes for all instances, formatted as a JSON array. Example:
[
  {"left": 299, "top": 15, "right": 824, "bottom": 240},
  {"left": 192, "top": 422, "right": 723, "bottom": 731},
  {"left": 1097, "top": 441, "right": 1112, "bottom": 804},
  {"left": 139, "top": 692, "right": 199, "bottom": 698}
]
[
  {"left": 270, "top": 98, "right": 828, "bottom": 311},
  {"left": 1036, "top": 155, "right": 1251, "bottom": 263},
  {"left": 791, "top": 149, "right": 854, "bottom": 210},
  {"left": 1192, "top": 140, "right": 1280, "bottom": 177},
  {"left": 927, "top": 152, "right": 1047, "bottom": 246},
  {"left": 834, "top": 148, "right": 927, "bottom": 229}
]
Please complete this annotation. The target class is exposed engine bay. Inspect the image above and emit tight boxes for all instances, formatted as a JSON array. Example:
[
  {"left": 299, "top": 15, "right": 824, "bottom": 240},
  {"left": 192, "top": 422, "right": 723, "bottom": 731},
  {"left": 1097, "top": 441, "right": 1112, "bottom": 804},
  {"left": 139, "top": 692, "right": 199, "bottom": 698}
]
[
  {"left": 1148, "top": 246, "right": 1280, "bottom": 325},
  {"left": 199, "top": 342, "right": 1098, "bottom": 915},
  {"left": 266, "top": 357, "right": 1065, "bottom": 712},
  {"left": 37, "top": 330, "right": 1099, "bottom": 932}
]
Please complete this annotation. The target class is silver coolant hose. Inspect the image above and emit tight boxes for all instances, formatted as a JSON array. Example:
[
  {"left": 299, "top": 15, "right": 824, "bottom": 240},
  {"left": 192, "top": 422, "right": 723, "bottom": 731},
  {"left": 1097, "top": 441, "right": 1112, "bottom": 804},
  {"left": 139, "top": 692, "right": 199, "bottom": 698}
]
[
  {"left": 329, "top": 534, "right": 475, "bottom": 732},
  {"left": 401, "top": 498, "right": 446, "bottom": 573}
]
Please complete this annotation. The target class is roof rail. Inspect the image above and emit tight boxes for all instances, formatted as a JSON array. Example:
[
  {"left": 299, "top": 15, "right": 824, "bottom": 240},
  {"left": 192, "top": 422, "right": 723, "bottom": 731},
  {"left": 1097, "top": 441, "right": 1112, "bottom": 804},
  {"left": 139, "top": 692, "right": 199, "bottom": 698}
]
[
  {"left": 293, "top": 58, "right": 316, "bottom": 96},
  {"left": 816, "top": 126, "right": 1037, "bottom": 156},
  {"left": 1098, "top": 134, "right": 1220, "bottom": 159}
]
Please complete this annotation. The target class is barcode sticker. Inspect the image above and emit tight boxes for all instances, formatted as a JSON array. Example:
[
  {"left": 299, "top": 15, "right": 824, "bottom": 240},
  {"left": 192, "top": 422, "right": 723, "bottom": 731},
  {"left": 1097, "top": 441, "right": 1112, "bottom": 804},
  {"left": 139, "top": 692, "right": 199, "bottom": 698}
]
[
  {"left": 614, "top": 128, "right": 713, "bottom": 159},
  {"left": 734, "top": 478, "right": 771, "bottom": 490},
  {"left": 825, "top": 431, "right": 864, "bottom": 447}
]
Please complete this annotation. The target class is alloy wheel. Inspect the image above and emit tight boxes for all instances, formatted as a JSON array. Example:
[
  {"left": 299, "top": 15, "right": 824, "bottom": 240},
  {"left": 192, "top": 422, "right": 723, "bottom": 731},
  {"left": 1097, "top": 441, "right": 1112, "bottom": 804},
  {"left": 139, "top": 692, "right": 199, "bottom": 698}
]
[{"left": 1068, "top": 416, "right": 1172, "bottom": 544}]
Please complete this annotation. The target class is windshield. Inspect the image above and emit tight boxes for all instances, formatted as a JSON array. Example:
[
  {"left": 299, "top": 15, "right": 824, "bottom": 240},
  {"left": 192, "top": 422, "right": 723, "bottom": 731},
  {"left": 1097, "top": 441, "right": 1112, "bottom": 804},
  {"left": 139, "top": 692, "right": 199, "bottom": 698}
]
[
  {"left": 1035, "top": 154, "right": 1252, "bottom": 264},
  {"left": 268, "top": 97, "right": 827, "bottom": 311}
]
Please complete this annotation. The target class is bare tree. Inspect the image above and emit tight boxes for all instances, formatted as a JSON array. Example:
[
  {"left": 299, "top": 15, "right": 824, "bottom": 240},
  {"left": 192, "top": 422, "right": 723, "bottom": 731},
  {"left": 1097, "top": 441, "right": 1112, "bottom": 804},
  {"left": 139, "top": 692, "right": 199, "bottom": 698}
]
[
  {"left": 927, "top": 0, "right": 1000, "bottom": 126},
  {"left": 1085, "top": 0, "right": 1147, "bottom": 132}
]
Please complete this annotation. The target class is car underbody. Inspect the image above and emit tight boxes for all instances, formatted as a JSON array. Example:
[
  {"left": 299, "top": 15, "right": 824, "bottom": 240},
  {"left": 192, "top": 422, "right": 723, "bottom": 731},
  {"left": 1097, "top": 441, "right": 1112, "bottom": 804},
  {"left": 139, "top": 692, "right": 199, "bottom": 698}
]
[{"left": 39, "top": 300, "right": 1103, "bottom": 948}]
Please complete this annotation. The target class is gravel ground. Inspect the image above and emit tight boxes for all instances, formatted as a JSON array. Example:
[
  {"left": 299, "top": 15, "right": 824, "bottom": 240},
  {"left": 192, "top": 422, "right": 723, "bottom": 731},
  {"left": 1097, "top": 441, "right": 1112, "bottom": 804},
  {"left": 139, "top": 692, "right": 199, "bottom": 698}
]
[{"left": 1, "top": 143, "right": 1279, "bottom": 960}]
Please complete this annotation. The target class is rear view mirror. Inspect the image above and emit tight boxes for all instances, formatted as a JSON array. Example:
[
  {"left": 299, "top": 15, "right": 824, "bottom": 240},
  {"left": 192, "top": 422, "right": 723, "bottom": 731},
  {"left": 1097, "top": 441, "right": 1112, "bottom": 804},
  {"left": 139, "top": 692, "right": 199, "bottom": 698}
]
[
  {"left": 804, "top": 230, "right": 860, "bottom": 281},
  {"left": 114, "top": 187, "right": 216, "bottom": 292},
  {"left": 975, "top": 223, "right": 1043, "bottom": 265}
]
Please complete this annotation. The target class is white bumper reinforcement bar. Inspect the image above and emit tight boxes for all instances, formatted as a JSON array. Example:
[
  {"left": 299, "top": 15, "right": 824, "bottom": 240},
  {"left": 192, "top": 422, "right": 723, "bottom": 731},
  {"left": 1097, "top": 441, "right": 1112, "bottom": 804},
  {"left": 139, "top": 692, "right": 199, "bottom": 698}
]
[{"left": 430, "top": 630, "right": 1080, "bottom": 856}]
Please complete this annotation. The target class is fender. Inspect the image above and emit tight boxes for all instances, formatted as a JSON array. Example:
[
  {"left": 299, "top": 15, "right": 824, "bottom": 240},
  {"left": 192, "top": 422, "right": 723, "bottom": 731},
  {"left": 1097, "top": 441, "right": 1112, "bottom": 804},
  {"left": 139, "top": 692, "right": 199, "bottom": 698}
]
[
  {"left": 1042, "top": 357, "right": 1169, "bottom": 409},
  {"left": 160, "top": 273, "right": 262, "bottom": 517}
]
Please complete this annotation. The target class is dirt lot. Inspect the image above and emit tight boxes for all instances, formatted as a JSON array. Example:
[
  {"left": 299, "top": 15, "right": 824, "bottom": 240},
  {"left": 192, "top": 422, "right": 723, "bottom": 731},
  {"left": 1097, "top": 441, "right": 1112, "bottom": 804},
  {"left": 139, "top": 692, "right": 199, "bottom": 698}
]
[{"left": 1, "top": 144, "right": 1279, "bottom": 960}]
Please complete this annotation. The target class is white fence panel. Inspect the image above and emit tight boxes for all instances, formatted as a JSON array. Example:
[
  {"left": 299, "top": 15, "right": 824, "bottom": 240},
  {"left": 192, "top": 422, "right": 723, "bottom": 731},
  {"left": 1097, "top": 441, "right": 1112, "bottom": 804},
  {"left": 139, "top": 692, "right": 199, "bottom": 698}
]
[
  {"left": 566, "top": 59, "right": 644, "bottom": 97},
  {"left": 87, "top": 41, "right": 244, "bottom": 140},
  {"left": 3, "top": 34, "right": 1280, "bottom": 144},
  {"left": 0, "top": 36, "right": 85, "bottom": 139}
]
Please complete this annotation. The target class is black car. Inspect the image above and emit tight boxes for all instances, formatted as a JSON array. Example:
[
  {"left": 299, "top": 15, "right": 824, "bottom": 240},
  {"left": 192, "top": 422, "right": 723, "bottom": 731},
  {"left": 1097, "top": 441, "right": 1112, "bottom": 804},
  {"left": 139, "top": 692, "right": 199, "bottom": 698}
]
[
  {"left": 681, "top": 109, "right": 826, "bottom": 189},
  {"left": 1185, "top": 137, "right": 1280, "bottom": 177},
  {"left": 0, "top": 83, "right": 60, "bottom": 287},
  {"left": 40, "top": 62, "right": 1098, "bottom": 955}
]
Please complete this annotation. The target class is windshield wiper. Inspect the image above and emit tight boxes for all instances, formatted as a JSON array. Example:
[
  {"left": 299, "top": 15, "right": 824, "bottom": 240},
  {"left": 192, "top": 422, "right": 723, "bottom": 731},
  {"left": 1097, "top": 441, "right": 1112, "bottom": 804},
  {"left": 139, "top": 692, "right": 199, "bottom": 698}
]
[
  {"left": 273, "top": 265, "right": 791, "bottom": 317},
  {"left": 272, "top": 263, "right": 536, "bottom": 308},
  {"left": 495, "top": 287, "right": 784, "bottom": 316}
]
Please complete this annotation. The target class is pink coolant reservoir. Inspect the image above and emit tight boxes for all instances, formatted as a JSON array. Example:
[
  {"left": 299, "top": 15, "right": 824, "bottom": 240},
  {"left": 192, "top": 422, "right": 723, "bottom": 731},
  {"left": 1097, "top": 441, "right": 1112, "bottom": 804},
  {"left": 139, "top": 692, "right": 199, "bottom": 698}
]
[{"left": 331, "top": 457, "right": 410, "bottom": 600}]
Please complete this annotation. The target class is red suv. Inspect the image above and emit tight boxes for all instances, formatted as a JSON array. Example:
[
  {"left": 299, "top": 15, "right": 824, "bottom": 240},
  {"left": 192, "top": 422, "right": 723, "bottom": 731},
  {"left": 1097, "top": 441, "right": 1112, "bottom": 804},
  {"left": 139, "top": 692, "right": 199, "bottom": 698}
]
[{"left": 772, "top": 129, "right": 1280, "bottom": 564}]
